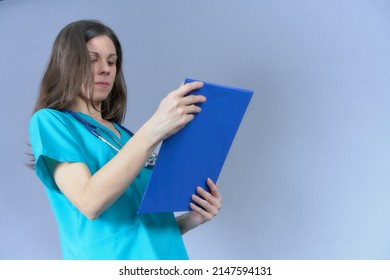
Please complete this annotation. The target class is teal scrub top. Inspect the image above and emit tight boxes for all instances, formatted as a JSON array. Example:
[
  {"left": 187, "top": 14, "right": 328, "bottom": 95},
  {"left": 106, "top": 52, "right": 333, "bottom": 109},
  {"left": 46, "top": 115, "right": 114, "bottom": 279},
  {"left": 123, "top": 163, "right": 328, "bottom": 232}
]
[{"left": 29, "top": 108, "right": 189, "bottom": 260}]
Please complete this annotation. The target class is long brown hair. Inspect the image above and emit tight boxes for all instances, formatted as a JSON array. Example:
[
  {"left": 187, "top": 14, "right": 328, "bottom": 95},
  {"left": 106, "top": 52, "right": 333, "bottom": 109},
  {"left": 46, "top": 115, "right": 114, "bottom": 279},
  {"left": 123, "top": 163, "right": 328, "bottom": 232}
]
[{"left": 33, "top": 19, "right": 127, "bottom": 123}]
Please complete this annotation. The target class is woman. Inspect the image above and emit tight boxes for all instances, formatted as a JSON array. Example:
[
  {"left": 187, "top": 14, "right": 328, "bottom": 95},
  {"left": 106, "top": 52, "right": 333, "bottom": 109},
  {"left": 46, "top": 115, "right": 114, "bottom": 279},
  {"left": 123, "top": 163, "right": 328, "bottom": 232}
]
[{"left": 29, "top": 19, "right": 221, "bottom": 260}]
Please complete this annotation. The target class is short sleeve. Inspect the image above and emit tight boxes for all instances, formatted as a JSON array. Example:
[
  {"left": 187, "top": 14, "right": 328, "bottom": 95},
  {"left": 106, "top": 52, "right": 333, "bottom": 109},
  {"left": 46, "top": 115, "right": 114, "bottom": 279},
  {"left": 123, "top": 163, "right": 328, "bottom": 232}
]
[{"left": 29, "top": 109, "right": 87, "bottom": 191}]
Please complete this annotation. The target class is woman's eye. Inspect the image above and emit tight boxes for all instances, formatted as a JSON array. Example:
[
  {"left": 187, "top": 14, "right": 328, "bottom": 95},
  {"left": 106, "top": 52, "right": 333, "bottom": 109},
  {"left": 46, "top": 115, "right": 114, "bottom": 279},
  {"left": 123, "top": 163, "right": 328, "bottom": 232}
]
[{"left": 108, "top": 61, "right": 116, "bottom": 66}]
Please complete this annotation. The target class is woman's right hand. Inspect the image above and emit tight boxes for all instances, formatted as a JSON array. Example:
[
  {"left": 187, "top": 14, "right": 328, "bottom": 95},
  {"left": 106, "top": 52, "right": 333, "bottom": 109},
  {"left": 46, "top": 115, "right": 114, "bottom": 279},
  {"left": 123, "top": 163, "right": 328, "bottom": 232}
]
[{"left": 148, "top": 81, "right": 206, "bottom": 141}]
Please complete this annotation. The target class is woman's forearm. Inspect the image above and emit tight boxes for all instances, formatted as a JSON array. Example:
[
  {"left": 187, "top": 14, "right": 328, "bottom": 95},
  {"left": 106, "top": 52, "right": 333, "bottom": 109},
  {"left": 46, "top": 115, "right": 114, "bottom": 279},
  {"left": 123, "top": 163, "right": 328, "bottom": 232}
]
[{"left": 53, "top": 120, "right": 160, "bottom": 219}]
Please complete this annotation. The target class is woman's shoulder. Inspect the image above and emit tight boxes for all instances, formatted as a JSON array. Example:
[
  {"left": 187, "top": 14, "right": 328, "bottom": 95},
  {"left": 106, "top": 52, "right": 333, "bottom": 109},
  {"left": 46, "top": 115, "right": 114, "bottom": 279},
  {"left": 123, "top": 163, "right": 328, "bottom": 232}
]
[
  {"left": 30, "top": 108, "right": 72, "bottom": 129},
  {"left": 31, "top": 108, "right": 69, "bottom": 122},
  {"left": 32, "top": 108, "right": 64, "bottom": 118}
]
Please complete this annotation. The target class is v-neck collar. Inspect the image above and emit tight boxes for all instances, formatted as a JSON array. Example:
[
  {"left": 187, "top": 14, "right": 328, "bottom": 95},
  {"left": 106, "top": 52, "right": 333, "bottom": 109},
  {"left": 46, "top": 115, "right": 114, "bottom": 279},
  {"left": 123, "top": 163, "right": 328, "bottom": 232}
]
[{"left": 74, "top": 111, "right": 123, "bottom": 140}]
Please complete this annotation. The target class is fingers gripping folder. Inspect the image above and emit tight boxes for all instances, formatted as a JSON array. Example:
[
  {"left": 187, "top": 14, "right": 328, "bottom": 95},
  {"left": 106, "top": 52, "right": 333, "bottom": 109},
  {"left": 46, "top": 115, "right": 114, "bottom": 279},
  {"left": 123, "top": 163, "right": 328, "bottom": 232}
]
[{"left": 138, "top": 78, "right": 254, "bottom": 213}]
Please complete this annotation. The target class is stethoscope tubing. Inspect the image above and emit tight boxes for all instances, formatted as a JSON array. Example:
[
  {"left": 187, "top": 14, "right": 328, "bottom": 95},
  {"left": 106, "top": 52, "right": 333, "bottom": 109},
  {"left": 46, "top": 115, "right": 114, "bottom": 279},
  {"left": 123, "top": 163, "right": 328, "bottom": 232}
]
[{"left": 64, "top": 109, "right": 156, "bottom": 168}]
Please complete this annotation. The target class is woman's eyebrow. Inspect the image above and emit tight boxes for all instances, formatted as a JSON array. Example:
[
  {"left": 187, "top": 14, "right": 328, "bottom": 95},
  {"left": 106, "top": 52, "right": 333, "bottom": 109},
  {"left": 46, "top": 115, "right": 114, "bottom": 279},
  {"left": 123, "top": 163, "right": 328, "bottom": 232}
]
[{"left": 88, "top": 51, "right": 117, "bottom": 58}]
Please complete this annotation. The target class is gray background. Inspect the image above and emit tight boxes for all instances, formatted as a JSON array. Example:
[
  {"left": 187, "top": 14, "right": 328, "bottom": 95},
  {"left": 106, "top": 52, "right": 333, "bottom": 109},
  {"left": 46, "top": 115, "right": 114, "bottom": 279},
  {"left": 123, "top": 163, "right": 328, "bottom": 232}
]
[{"left": 1, "top": 0, "right": 390, "bottom": 259}]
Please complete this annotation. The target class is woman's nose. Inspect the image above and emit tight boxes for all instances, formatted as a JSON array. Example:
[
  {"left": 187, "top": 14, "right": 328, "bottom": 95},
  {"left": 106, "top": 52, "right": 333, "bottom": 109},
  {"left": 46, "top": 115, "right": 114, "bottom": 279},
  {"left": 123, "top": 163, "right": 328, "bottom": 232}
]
[{"left": 97, "top": 61, "right": 110, "bottom": 75}]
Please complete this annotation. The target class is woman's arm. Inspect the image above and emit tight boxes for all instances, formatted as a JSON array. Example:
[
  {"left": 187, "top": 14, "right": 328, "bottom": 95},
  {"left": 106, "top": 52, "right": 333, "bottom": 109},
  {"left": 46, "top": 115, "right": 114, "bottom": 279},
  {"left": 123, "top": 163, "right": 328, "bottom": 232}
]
[
  {"left": 51, "top": 82, "right": 205, "bottom": 220},
  {"left": 176, "top": 178, "right": 222, "bottom": 235}
]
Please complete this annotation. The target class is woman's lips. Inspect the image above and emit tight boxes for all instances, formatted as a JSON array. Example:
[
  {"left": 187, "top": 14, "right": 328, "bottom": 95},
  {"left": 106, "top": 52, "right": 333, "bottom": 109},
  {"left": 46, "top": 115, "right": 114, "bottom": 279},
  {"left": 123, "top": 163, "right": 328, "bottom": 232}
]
[{"left": 95, "top": 82, "right": 110, "bottom": 88}]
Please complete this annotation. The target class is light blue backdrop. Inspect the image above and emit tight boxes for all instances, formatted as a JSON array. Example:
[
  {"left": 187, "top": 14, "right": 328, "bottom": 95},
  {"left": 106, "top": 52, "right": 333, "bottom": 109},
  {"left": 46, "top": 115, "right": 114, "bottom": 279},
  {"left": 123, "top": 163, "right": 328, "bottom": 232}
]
[{"left": 1, "top": 0, "right": 390, "bottom": 259}]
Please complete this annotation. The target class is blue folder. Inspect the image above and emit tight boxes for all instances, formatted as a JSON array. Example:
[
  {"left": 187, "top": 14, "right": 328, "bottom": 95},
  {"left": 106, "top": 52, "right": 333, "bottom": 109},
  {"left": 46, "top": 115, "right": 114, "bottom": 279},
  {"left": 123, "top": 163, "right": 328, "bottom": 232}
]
[{"left": 138, "top": 78, "right": 254, "bottom": 213}]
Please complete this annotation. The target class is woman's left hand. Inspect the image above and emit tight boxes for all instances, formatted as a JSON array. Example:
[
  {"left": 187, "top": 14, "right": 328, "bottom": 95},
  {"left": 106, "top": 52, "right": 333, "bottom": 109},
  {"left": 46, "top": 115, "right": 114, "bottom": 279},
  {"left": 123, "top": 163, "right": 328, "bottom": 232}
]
[{"left": 177, "top": 178, "right": 222, "bottom": 235}]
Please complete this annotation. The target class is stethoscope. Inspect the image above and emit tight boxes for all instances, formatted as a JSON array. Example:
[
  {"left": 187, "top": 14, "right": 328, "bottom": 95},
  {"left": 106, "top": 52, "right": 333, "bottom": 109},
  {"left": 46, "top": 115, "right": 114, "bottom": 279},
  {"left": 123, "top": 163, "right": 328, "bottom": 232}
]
[{"left": 65, "top": 109, "right": 157, "bottom": 169}]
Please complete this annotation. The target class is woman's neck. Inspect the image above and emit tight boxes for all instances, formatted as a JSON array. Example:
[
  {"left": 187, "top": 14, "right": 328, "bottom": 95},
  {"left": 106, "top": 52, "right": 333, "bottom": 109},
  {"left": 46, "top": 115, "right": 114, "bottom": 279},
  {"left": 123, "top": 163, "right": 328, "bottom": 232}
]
[
  {"left": 69, "top": 96, "right": 120, "bottom": 137},
  {"left": 69, "top": 96, "right": 104, "bottom": 120}
]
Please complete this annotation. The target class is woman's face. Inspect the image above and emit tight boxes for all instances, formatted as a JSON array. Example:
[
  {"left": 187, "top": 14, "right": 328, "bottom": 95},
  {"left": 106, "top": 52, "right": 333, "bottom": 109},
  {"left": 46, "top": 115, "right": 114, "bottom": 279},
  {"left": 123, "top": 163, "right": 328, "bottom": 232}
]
[{"left": 86, "top": 35, "right": 117, "bottom": 103}]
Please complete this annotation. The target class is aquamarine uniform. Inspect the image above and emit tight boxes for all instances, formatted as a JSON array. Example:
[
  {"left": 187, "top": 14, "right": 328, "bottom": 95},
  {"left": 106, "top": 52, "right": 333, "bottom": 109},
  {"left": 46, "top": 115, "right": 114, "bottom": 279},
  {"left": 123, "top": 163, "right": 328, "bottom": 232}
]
[{"left": 29, "top": 108, "right": 188, "bottom": 260}]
